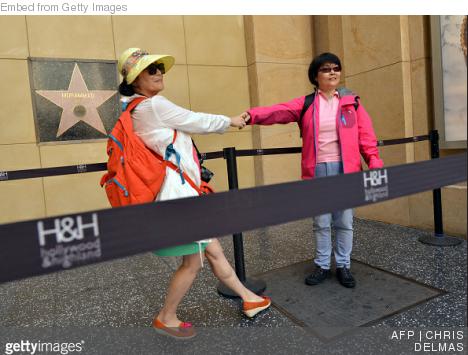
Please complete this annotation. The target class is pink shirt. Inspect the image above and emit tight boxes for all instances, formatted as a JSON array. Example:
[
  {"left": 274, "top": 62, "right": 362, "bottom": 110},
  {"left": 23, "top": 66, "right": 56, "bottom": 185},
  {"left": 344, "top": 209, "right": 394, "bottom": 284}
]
[{"left": 316, "top": 90, "right": 341, "bottom": 163}]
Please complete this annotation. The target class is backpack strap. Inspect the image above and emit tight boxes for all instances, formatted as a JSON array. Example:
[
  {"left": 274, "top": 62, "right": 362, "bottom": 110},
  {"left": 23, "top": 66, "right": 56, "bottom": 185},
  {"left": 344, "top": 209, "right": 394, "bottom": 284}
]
[
  {"left": 151, "top": 151, "right": 203, "bottom": 195},
  {"left": 126, "top": 96, "right": 146, "bottom": 111},
  {"left": 167, "top": 161, "right": 203, "bottom": 195},
  {"left": 354, "top": 96, "right": 360, "bottom": 111},
  {"left": 120, "top": 96, "right": 147, "bottom": 133},
  {"left": 164, "top": 130, "right": 203, "bottom": 196},
  {"left": 337, "top": 87, "right": 360, "bottom": 111},
  {"left": 299, "top": 92, "right": 316, "bottom": 138},
  {"left": 121, "top": 97, "right": 203, "bottom": 195}
]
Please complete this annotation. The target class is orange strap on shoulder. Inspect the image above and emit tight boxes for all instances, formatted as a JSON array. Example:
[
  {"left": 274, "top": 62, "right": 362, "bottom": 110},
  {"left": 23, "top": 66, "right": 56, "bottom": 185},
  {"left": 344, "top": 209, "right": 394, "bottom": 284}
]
[
  {"left": 149, "top": 136, "right": 203, "bottom": 196},
  {"left": 127, "top": 99, "right": 202, "bottom": 196}
]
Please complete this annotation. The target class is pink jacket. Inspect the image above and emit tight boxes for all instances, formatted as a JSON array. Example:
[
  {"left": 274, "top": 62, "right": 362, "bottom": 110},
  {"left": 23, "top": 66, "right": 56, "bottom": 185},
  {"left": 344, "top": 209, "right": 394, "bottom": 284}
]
[{"left": 248, "top": 89, "right": 384, "bottom": 179}]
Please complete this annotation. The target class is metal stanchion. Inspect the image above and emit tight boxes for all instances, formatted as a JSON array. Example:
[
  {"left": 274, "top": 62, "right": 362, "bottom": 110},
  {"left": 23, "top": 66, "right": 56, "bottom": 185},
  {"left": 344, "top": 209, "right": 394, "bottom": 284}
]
[
  {"left": 217, "top": 147, "right": 267, "bottom": 298},
  {"left": 419, "top": 130, "right": 462, "bottom": 246}
]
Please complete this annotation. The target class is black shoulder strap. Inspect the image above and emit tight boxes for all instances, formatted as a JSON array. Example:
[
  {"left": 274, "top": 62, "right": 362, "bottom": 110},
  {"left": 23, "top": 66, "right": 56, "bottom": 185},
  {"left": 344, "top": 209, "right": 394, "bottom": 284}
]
[
  {"left": 300, "top": 93, "right": 315, "bottom": 122},
  {"left": 299, "top": 92, "right": 315, "bottom": 138},
  {"left": 354, "top": 96, "right": 360, "bottom": 111},
  {"left": 191, "top": 139, "right": 202, "bottom": 162}
]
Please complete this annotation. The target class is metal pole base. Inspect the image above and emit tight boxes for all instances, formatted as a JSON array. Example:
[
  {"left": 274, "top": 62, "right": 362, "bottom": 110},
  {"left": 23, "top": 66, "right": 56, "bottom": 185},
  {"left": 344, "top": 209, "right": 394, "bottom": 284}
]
[
  {"left": 217, "top": 278, "right": 267, "bottom": 299},
  {"left": 418, "top": 234, "right": 462, "bottom": 246}
]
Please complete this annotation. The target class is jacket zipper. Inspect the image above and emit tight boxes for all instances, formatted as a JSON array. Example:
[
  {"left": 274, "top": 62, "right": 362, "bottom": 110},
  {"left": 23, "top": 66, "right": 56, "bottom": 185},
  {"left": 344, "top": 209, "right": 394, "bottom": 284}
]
[
  {"left": 336, "top": 102, "right": 347, "bottom": 173},
  {"left": 312, "top": 97, "right": 318, "bottom": 165}
]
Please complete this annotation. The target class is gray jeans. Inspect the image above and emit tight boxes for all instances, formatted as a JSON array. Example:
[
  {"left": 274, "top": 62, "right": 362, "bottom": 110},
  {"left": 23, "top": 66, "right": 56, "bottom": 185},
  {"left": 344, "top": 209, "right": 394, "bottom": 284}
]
[{"left": 313, "top": 161, "right": 354, "bottom": 269}]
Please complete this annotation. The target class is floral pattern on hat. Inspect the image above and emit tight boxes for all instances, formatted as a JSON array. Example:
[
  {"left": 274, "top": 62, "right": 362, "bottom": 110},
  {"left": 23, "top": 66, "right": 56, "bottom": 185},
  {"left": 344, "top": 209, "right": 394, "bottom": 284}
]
[{"left": 121, "top": 49, "right": 149, "bottom": 77}]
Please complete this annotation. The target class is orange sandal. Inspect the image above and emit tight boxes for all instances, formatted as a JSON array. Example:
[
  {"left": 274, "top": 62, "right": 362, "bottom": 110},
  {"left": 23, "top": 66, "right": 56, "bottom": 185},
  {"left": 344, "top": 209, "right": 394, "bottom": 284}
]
[
  {"left": 153, "top": 318, "right": 196, "bottom": 339},
  {"left": 243, "top": 296, "right": 272, "bottom": 318}
]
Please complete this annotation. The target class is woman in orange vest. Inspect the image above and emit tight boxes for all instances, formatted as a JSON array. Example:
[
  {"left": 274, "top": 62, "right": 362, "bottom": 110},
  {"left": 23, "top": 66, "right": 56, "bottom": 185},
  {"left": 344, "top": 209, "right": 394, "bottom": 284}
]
[{"left": 117, "top": 48, "right": 271, "bottom": 339}]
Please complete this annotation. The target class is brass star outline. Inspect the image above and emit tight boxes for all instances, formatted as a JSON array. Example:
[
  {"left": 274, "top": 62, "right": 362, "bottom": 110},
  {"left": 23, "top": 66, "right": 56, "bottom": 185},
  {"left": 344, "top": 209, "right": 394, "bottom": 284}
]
[{"left": 36, "top": 63, "right": 117, "bottom": 137}]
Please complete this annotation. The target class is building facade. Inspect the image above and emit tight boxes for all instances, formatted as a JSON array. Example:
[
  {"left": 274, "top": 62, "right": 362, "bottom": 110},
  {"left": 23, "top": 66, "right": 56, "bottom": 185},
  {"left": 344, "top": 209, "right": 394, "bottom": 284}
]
[{"left": 0, "top": 16, "right": 466, "bottom": 236}]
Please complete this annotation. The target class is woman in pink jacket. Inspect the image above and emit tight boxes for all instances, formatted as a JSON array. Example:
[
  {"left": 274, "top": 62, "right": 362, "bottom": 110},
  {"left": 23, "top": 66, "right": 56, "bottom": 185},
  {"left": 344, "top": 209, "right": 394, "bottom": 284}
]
[{"left": 243, "top": 52, "right": 383, "bottom": 288}]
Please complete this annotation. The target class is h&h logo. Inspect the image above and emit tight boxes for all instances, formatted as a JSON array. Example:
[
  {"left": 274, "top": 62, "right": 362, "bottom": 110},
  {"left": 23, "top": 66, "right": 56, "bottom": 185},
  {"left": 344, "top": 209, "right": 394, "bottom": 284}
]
[
  {"left": 37, "top": 214, "right": 99, "bottom": 247},
  {"left": 363, "top": 169, "right": 389, "bottom": 203},
  {"left": 36, "top": 213, "right": 101, "bottom": 269},
  {"left": 363, "top": 169, "right": 388, "bottom": 188}
]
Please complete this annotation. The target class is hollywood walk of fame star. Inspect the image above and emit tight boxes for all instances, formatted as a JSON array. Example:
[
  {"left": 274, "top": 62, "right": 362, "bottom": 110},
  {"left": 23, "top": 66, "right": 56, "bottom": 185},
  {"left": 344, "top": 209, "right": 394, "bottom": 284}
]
[{"left": 36, "top": 63, "right": 117, "bottom": 137}]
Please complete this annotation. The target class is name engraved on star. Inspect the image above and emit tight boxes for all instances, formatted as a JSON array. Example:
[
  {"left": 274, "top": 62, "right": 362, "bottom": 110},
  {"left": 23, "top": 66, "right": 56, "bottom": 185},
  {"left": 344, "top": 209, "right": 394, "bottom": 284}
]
[{"left": 61, "top": 92, "right": 95, "bottom": 99}]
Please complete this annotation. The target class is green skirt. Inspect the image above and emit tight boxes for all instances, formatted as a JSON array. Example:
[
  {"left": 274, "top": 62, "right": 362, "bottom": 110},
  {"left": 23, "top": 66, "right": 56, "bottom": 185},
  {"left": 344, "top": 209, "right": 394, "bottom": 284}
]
[{"left": 153, "top": 241, "right": 209, "bottom": 257}]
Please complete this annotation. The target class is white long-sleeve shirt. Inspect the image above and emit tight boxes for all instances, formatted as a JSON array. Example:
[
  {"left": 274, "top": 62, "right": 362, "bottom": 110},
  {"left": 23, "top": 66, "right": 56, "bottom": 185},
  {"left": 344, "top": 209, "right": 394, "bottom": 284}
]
[{"left": 126, "top": 94, "right": 231, "bottom": 202}]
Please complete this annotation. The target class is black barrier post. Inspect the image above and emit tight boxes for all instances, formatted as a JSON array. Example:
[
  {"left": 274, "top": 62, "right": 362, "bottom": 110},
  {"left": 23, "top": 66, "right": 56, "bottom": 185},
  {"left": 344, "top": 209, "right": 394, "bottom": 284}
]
[
  {"left": 418, "top": 130, "right": 461, "bottom": 246},
  {"left": 217, "top": 147, "right": 267, "bottom": 298}
]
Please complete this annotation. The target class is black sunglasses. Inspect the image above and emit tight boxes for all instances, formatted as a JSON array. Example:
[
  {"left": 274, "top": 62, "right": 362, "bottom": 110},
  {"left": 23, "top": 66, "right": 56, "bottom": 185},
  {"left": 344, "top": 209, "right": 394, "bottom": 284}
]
[
  {"left": 147, "top": 63, "right": 165, "bottom": 75},
  {"left": 318, "top": 66, "right": 341, "bottom": 73}
]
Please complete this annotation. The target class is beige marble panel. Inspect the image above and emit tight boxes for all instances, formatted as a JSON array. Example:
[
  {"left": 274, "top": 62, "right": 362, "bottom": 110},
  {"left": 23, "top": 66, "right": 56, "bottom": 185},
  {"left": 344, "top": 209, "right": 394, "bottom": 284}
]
[
  {"left": 113, "top": 16, "right": 186, "bottom": 64},
  {"left": 409, "top": 185, "right": 467, "bottom": 238},
  {"left": 401, "top": 60, "right": 414, "bottom": 163},
  {"left": 160, "top": 65, "right": 190, "bottom": 109},
  {"left": 342, "top": 16, "right": 403, "bottom": 76},
  {"left": 188, "top": 65, "right": 250, "bottom": 117},
  {"left": 327, "top": 16, "right": 345, "bottom": 61},
  {"left": 43, "top": 172, "right": 110, "bottom": 217},
  {"left": 254, "top": 62, "right": 313, "bottom": 106},
  {"left": 313, "top": 16, "right": 330, "bottom": 55},
  {"left": 191, "top": 130, "right": 255, "bottom": 191},
  {"left": 408, "top": 192, "right": 433, "bottom": 231},
  {"left": 0, "top": 60, "right": 36, "bottom": 144},
  {"left": 313, "top": 16, "right": 344, "bottom": 66},
  {"left": 0, "top": 180, "right": 46, "bottom": 224},
  {"left": 409, "top": 16, "right": 430, "bottom": 61},
  {"left": 441, "top": 184, "right": 467, "bottom": 237},
  {"left": 248, "top": 16, "right": 313, "bottom": 65},
  {"left": 201, "top": 156, "right": 255, "bottom": 192},
  {"left": 247, "top": 64, "right": 259, "bottom": 107},
  {"left": 244, "top": 16, "right": 256, "bottom": 66},
  {"left": 27, "top": 16, "right": 114, "bottom": 59},
  {"left": 249, "top": 62, "right": 311, "bottom": 185},
  {"left": 192, "top": 129, "right": 253, "bottom": 152},
  {"left": 0, "top": 17, "right": 29, "bottom": 59},
  {"left": 346, "top": 63, "right": 406, "bottom": 141},
  {"left": 258, "top": 124, "right": 301, "bottom": 149},
  {"left": 261, "top": 155, "right": 302, "bottom": 185},
  {"left": 0, "top": 144, "right": 43, "bottom": 224},
  {"left": 355, "top": 197, "right": 410, "bottom": 226},
  {"left": 184, "top": 16, "right": 247, "bottom": 66},
  {"left": 371, "top": 145, "right": 406, "bottom": 169},
  {"left": 411, "top": 58, "right": 432, "bottom": 162},
  {"left": 257, "top": 124, "right": 303, "bottom": 185},
  {"left": 39, "top": 142, "right": 107, "bottom": 167},
  {"left": 0, "top": 144, "right": 41, "bottom": 170}
]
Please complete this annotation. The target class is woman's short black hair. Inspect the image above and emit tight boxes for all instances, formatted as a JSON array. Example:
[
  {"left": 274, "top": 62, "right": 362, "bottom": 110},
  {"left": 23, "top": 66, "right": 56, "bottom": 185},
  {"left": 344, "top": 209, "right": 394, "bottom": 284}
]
[
  {"left": 119, "top": 79, "right": 135, "bottom": 96},
  {"left": 308, "top": 52, "right": 342, "bottom": 87}
]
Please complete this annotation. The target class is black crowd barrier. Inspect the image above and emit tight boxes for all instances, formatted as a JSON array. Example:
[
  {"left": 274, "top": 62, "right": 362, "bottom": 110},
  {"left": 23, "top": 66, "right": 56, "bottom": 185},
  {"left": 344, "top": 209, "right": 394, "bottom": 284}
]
[
  {"left": 0, "top": 134, "right": 431, "bottom": 182},
  {"left": 0, "top": 152, "right": 465, "bottom": 284},
  {"left": 0, "top": 131, "right": 465, "bottom": 291}
]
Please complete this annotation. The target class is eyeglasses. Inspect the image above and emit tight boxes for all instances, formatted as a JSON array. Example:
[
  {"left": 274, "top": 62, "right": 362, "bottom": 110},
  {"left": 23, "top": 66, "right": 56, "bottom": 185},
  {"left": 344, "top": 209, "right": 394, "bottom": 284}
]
[
  {"left": 318, "top": 66, "right": 341, "bottom": 73},
  {"left": 147, "top": 63, "right": 165, "bottom": 75}
]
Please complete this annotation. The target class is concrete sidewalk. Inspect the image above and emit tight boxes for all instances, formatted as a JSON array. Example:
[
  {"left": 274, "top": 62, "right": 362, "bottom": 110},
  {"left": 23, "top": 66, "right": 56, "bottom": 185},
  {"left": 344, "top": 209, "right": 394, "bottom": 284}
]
[{"left": 0, "top": 218, "right": 466, "bottom": 354}]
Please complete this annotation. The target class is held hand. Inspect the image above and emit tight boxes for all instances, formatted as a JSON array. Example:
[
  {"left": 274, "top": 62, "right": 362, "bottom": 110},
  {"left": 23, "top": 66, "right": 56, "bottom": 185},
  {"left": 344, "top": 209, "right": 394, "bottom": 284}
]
[
  {"left": 230, "top": 115, "right": 247, "bottom": 129},
  {"left": 241, "top": 112, "right": 251, "bottom": 123}
]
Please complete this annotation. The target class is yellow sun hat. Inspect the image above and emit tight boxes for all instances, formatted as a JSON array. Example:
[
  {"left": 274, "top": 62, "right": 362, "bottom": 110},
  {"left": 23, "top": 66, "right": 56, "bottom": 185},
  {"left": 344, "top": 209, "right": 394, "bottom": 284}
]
[{"left": 118, "top": 48, "right": 175, "bottom": 84}]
